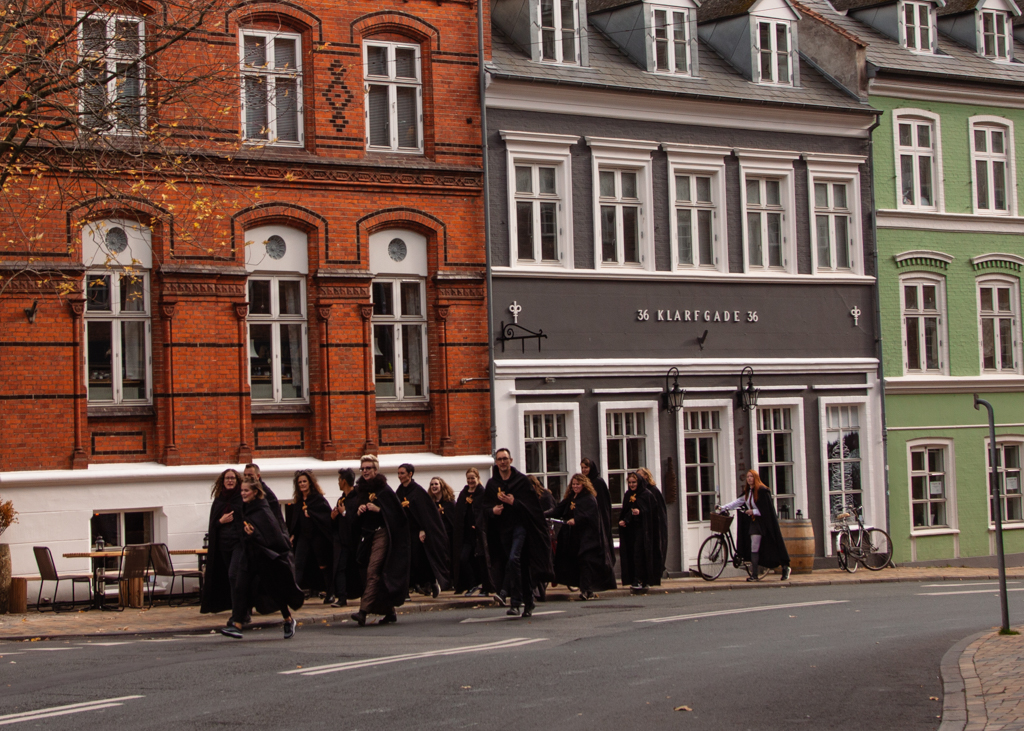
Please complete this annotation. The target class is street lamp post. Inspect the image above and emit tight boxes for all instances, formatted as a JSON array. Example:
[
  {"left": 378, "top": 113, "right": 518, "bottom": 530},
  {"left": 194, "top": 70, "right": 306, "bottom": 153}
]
[{"left": 975, "top": 394, "right": 1011, "bottom": 634}]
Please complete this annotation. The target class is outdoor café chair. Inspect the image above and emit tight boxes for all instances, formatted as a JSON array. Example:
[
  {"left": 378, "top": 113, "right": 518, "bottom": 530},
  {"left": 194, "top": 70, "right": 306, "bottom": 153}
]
[
  {"left": 33, "top": 546, "right": 92, "bottom": 612},
  {"left": 103, "top": 544, "right": 154, "bottom": 611},
  {"left": 151, "top": 543, "right": 203, "bottom": 606}
]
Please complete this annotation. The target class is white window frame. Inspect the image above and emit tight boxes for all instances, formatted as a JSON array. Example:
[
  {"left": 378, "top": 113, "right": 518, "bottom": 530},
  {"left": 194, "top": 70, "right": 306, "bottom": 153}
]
[
  {"left": 239, "top": 29, "right": 304, "bottom": 147},
  {"left": 588, "top": 137, "right": 658, "bottom": 271},
  {"left": 976, "top": 274, "right": 1022, "bottom": 374},
  {"left": 737, "top": 149, "right": 798, "bottom": 275},
  {"left": 665, "top": 144, "right": 729, "bottom": 273},
  {"left": 501, "top": 131, "right": 577, "bottom": 270},
  {"left": 371, "top": 276, "right": 429, "bottom": 402},
  {"left": 820, "top": 401, "right": 866, "bottom": 520},
  {"left": 84, "top": 269, "right": 153, "bottom": 405},
  {"left": 986, "top": 436, "right": 1024, "bottom": 528},
  {"left": 752, "top": 19, "right": 795, "bottom": 86},
  {"left": 969, "top": 116, "right": 1016, "bottom": 216},
  {"left": 536, "top": 0, "right": 581, "bottom": 65},
  {"left": 78, "top": 12, "right": 146, "bottom": 135},
  {"left": 900, "top": 0, "right": 936, "bottom": 52},
  {"left": 906, "top": 438, "right": 958, "bottom": 536},
  {"left": 893, "top": 109, "right": 943, "bottom": 212},
  {"left": 516, "top": 403, "right": 582, "bottom": 499},
  {"left": 598, "top": 400, "right": 662, "bottom": 506},
  {"left": 247, "top": 275, "right": 309, "bottom": 404},
  {"left": 979, "top": 8, "right": 1012, "bottom": 60},
  {"left": 900, "top": 272, "right": 948, "bottom": 376},
  {"left": 363, "top": 40, "right": 423, "bottom": 154},
  {"left": 650, "top": 5, "right": 694, "bottom": 76},
  {"left": 806, "top": 154, "right": 865, "bottom": 275},
  {"left": 748, "top": 397, "right": 807, "bottom": 522}
]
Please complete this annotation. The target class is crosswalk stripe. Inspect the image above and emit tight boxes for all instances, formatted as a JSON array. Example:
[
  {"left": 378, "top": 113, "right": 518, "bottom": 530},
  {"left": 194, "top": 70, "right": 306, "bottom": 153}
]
[
  {"left": 0, "top": 696, "right": 143, "bottom": 726},
  {"left": 635, "top": 600, "right": 849, "bottom": 624}
]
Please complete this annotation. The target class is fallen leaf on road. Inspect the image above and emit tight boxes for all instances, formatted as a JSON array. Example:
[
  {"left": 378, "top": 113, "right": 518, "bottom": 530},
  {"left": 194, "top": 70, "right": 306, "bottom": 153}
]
[
  {"left": 674, "top": 706, "right": 692, "bottom": 712},
  {"left": 296, "top": 665, "right": 302, "bottom": 669},
  {"left": 462, "top": 686, "right": 472, "bottom": 689},
  {"left": 789, "top": 615, "right": 796, "bottom": 618},
  {"left": 929, "top": 697, "right": 939, "bottom": 701}
]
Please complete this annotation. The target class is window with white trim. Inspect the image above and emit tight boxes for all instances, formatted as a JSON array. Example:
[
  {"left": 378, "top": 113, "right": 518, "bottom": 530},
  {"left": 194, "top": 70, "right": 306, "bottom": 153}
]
[
  {"left": 539, "top": 0, "right": 580, "bottom": 64},
  {"left": 896, "top": 115, "right": 938, "bottom": 210},
  {"left": 674, "top": 172, "right": 716, "bottom": 269},
  {"left": 989, "top": 440, "right": 1023, "bottom": 523},
  {"left": 683, "top": 410, "right": 720, "bottom": 522},
  {"left": 745, "top": 177, "right": 786, "bottom": 270},
  {"left": 756, "top": 407, "right": 796, "bottom": 519},
  {"left": 754, "top": 20, "right": 792, "bottom": 85},
  {"left": 901, "top": 0, "right": 934, "bottom": 52},
  {"left": 652, "top": 7, "right": 691, "bottom": 74},
  {"left": 364, "top": 41, "right": 422, "bottom": 153},
  {"left": 514, "top": 164, "right": 562, "bottom": 264},
  {"left": 85, "top": 269, "right": 151, "bottom": 404},
  {"left": 972, "top": 123, "right": 1010, "bottom": 214},
  {"left": 372, "top": 277, "right": 427, "bottom": 401},
  {"left": 980, "top": 10, "right": 1011, "bottom": 59},
  {"left": 825, "top": 405, "right": 862, "bottom": 518},
  {"left": 978, "top": 276, "right": 1020, "bottom": 373},
  {"left": 901, "top": 275, "right": 947, "bottom": 374},
  {"left": 524, "top": 413, "right": 569, "bottom": 499},
  {"left": 599, "top": 168, "right": 643, "bottom": 266},
  {"left": 910, "top": 444, "right": 948, "bottom": 528},
  {"left": 240, "top": 31, "right": 303, "bottom": 145},
  {"left": 606, "top": 410, "right": 647, "bottom": 505},
  {"left": 79, "top": 13, "right": 145, "bottom": 134},
  {"left": 813, "top": 181, "right": 852, "bottom": 272},
  {"left": 248, "top": 276, "right": 307, "bottom": 403}
]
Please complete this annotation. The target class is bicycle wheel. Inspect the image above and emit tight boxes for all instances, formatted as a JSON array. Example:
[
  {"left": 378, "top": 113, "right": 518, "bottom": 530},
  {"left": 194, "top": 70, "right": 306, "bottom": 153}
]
[
  {"left": 697, "top": 535, "right": 728, "bottom": 581},
  {"left": 862, "top": 528, "right": 893, "bottom": 571},
  {"left": 836, "top": 538, "right": 848, "bottom": 571},
  {"left": 838, "top": 532, "right": 858, "bottom": 573}
]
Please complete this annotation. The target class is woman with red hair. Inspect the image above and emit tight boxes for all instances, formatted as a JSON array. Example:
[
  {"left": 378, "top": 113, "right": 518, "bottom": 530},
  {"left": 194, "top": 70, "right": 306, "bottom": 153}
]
[{"left": 720, "top": 470, "right": 791, "bottom": 581}]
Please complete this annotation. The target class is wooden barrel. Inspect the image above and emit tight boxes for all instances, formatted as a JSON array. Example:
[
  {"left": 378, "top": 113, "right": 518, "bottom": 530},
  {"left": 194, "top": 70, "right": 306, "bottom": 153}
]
[{"left": 779, "top": 519, "right": 815, "bottom": 574}]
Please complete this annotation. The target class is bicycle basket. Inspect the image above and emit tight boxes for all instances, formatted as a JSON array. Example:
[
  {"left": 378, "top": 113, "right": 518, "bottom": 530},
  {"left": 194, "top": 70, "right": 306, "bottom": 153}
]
[{"left": 709, "top": 513, "right": 733, "bottom": 534}]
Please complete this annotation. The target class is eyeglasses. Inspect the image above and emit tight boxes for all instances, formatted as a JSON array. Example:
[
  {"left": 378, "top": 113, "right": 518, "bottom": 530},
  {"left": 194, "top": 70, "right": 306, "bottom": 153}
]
[{"left": 360, "top": 466, "right": 375, "bottom": 471}]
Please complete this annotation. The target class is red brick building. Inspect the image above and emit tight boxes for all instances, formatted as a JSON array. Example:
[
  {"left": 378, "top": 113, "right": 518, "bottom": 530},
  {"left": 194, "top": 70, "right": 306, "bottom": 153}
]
[{"left": 0, "top": 0, "right": 491, "bottom": 574}]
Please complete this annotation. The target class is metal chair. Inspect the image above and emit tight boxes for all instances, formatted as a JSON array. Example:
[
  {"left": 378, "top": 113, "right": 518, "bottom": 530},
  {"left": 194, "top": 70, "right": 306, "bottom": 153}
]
[
  {"left": 150, "top": 543, "right": 203, "bottom": 605},
  {"left": 33, "top": 547, "right": 92, "bottom": 612}
]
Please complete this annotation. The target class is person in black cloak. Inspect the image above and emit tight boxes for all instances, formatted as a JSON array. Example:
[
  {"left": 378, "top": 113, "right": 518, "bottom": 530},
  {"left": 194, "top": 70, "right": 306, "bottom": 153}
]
[
  {"left": 546, "top": 473, "right": 618, "bottom": 600},
  {"left": 350, "top": 455, "right": 410, "bottom": 626},
  {"left": 720, "top": 469, "right": 792, "bottom": 581},
  {"left": 329, "top": 467, "right": 357, "bottom": 607},
  {"left": 200, "top": 469, "right": 248, "bottom": 627},
  {"left": 243, "top": 463, "right": 286, "bottom": 530},
  {"left": 219, "top": 479, "right": 304, "bottom": 639},
  {"left": 427, "top": 476, "right": 457, "bottom": 585},
  {"left": 637, "top": 467, "right": 670, "bottom": 569},
  {"left": 288, "top": 470, "right": 334, "bottom": 602},
  {"left": 396, "top": 464, "right": 451, "bottom": 597},
  {"left": 452, "top": 467, "right": 490, "bottom": 596},
  {"left": 617, "top": 471, "right": 668, "bottom": 591},
  {"left": 580, "top": 458, "right": 614, "bottom": 566},
  {"left": 528, "top": 475, "right": 555, "bottom": 603},
  {"left": 483, "top": 449, "right": 554, "bottom": 617}
]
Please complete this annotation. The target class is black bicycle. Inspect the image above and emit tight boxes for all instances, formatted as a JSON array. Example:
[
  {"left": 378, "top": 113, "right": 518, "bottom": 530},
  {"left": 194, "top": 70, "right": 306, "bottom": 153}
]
[
  {"left": 834, "top": 505, "right": 892, "bottom": 573},
  {"left": 697, "top": 510, "right": 769, "bottom": 581}
]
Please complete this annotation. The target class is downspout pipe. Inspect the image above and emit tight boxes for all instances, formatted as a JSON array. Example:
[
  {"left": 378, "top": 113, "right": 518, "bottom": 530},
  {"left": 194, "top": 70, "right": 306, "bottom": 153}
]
[{"left": 478, "top": 0, "right": 497, "bottom": 453}]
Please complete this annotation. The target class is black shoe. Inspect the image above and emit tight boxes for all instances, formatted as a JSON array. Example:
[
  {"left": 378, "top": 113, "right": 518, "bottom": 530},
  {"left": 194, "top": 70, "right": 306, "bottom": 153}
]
[
  {"left": 330, "top": 598, "right": 348, "bottom": 608},
  {"left": 746, "top": 575, "right": 761, "bottom": 582},
  {"left": 522, "top": 607, "right": 533, "bottom": 618},
  {"left": 324, "top": 595, "right": 336, "bottom": 605},
  {"left": 506, "top": 606, "right": 521, "bottom": 616},
  {"left": 431, "top": 581, "right": 441, "bottom": 599},
  {"left": 379, "top": 613, "right": 397, "bottom": 625},
  {"left": 781, "top": 566, "right": 792, "bottom": 581},
  {"left": 219, "top": 624, "right": 243, "bottom": 639},
  {"left": 351, "top": 611, "right": 367, "bottom": 627},
  {"left": 283, "top": 617, "right": 296, "bottom": 639},
  {"left": 493, "top": 592, "right": 508, "bottom": 607}
]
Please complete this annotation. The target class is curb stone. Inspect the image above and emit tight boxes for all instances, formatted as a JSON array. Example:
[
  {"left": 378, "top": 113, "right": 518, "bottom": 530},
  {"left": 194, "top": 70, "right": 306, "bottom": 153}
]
[{"left": 939, "top": 630, "right": 989, "bottom": 731}]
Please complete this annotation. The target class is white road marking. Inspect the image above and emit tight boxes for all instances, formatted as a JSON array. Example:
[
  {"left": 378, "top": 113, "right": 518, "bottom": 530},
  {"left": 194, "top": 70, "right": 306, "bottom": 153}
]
[
  {"left": 918, "top": 587, "right": 1024, "bottom": 596},
  {"left": 280, "top": 638, "right": 548, "bottom": 677},
  {"left": 460, "top": 610, "right": 565, "bottom": 624},
  {"left": 25, "top": 647, "right": 80, "bottom": 652},
  {"left": 0, "top": 696, "right": 143, "bottom": 726},
  {"left": 80, "top": 642, "right": 133, "bottom": 647},
  {"left": 141, "top": 639, "right": 180, "bottom": 643},
  {"left": 922, "top": 582, "right": 1019, "bottom": 588},
  {"left": 635, "top": 600, "right": 849, "bottom": 624}
]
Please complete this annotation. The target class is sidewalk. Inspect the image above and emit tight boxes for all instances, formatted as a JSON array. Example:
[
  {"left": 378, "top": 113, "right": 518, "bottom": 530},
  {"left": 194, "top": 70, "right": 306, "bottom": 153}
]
[
  {"left": 941, "top": 623, "right": 1024, "bottom": 731},
  {"left": 1, "top": 565, "right": 1020, "bottom": 641}
]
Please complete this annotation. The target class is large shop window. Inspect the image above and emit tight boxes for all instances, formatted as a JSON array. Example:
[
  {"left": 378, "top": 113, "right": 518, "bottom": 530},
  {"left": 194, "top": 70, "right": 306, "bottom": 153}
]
[
  {"left": 901, "top": 275, "right": 947, "bottom": 375},
  {"left": 524, "top": 413, "right": 569, "bottom": 499},
  {"left": 606, "top": 410, "right": 648, "bottom": 505},
  {"left": 683, "top": 410, "right": 719, "bottom": 522},
  {"left": 538, "top": 0, "right": 580, "bottom": 64},
  {"left": 894, "top": 112, "right": 940, "bottom": 211},
  {"left": 824, "top": 405, "right": 862, "bottom": 517},
  {"left": 79, "top": 13, "right": 145, "bottom": 134},
  {"left": 372, "top": 278, "right": 427, "bottom": 401},
  {"left": 85, "top": 270, "right": 151, "bottom": 404},
  {"left": 364, "top": 41, "right": 422, "bottom": 153},
  {"left": 971, "top": 121, "right": 1012, "bottom": 214},
  {"left": 910, "top": 444, "right": 949, "bottom": 529},
  {"left": 240, "top": 30, "right": 303, "bottom": 145},
  {"left": 248, "top": 276, "right": 307, "bottom": 403},
  {"left": 990, "top": 441, "right": 1024, "bottom": 524},
  {"left": 756, "top": 407, "right": 796, "bottom": 519},
  {"left": 978, "top": 277, "right": 1020, "bottom": 373},
  {"left": 900, "top": 0, "right": 934, "bottom": 51}
]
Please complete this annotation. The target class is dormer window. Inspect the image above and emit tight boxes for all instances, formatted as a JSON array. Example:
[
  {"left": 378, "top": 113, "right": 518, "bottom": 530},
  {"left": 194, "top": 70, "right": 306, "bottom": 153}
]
[
  {"left": 652, "top": 7, "right": 691, "bottom": 74},
  {"left": 540, "top": 0, "right": 580, "bottom": 64},
  {"left": 981, "top": 10, "right": 1011, "bottom": 59},
  {"left": 901, "top": 0, "right": 934, "bottom": 52},
  {"left": 755, "top": 21, "right": 792, "bottom": 85}
]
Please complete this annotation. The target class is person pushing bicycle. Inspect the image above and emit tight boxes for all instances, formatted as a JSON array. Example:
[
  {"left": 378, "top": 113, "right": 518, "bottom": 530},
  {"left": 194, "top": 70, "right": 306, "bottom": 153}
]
[{"left": 718, "top": 470, "right": 791, "bottom": 582}]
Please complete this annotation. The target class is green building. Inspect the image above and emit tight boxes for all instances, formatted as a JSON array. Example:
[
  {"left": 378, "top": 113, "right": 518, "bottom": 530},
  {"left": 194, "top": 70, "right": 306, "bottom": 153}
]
[{"left": 802, "top": 0, "right": 1024, "bottom": 564}]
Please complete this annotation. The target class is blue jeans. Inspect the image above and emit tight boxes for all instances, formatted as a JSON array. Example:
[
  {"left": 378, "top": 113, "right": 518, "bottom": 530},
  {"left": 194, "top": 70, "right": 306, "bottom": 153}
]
[{"left": 502, "top": 525, "right": 532, "bottom": 608}]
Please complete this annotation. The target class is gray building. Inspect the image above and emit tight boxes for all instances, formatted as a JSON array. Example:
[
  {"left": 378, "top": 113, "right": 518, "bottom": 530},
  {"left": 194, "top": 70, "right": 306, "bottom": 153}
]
[{"left": 487, "top": 0, "right": 884, "bottom": 572}]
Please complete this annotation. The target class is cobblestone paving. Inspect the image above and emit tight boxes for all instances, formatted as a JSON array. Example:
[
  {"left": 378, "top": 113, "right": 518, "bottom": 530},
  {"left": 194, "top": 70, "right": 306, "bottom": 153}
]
[{"left": 960, "top": 628, "right": 1024, "bottom": 731}]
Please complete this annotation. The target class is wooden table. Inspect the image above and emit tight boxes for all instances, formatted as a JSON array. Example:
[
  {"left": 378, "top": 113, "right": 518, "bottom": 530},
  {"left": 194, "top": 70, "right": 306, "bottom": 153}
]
[
  {"left": 169, "top": 548, "right": 208, "bottom": 575},
  {"left": 63, "top": 550, "right": 135, "bottom": 609}
]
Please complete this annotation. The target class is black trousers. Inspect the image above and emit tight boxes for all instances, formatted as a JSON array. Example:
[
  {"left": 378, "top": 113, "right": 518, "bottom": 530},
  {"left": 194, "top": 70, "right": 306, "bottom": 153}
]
[
  {"left": 225, "top": 547, "right": 249, "bottom": 626},
  {"left": 294, "top": 533, "right": 332, "bottom": 590},
  {"left": 332, "top": 544, "right": 349, "bottom": 599}
]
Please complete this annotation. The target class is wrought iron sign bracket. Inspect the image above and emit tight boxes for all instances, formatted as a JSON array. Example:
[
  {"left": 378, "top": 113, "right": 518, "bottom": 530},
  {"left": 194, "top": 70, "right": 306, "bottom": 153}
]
[{"left": 497, "top": 320, "right": 548, "bottom": 353}]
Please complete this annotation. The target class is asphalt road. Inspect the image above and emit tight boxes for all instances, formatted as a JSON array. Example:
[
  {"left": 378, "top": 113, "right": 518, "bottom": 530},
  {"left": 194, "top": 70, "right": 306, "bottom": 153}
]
[{"left": 2, "top": 579, "right": 1022, "bottom": 730}]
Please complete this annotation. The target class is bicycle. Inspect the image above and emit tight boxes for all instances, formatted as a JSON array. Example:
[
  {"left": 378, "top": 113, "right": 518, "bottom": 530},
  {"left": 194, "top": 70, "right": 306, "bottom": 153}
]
[
  {"left": 833, "top": 505, "right": 893, "bottom": 573},
  {"left": 696, "top": 509, "right": 769, "bottom": 581}
]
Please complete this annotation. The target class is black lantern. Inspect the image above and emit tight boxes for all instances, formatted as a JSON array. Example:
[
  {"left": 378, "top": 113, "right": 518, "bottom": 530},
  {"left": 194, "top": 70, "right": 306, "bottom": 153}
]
[
  {"left": 738, "top": 366, "right": 759, "bottom": 412},
  {"left": 664, "top": 367, "right": 685, "bottom": 413}
]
